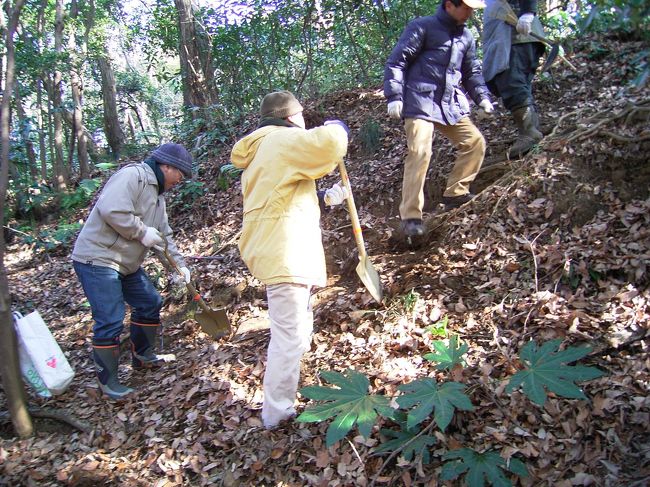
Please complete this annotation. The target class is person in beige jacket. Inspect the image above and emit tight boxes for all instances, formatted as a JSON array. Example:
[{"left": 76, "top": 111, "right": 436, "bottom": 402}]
[
  {"left": 231, "top": 91, "right": 349, "bottom": 428},
  {"left": 72, "top": 143, "right": 192, "bottom": 400}
]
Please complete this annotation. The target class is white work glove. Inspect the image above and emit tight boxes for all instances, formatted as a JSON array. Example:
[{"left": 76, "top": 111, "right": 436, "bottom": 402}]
[
  {"left": 478, "top": 99, "right": 494, "bottom": 116},
  {"left": 178, "top": 266, "right": 191, "bottom": 284},
  {"left": 387, "top": 101, "right": 403, "bottom": 119},
  {"left": 140, "top": 227, "right": 164, "bottom": 248},
  {"left": 516, "top": 13, "right": 535, "bottom": 36},
  {"left": 324, "top": 182, "right": 349, "bottom": 206}
]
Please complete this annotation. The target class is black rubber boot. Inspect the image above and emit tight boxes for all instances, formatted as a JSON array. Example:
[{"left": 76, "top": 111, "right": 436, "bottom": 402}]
[
  {"left": 130, "top": 322, "right": 165, "bottom": 369},
  {"left": 509, "top": 106, "right": 543, "bottom": 159},
  {"left": 93, "top": 341, "right": 134, "bottom": 400},
  {"left": 401, "top": 219, "right": 424, "bottom": 237}
]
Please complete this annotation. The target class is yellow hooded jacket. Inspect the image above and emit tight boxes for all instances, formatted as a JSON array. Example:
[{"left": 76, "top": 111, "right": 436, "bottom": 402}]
[{"left": 231, "top": 123, "right": 348, "bottom": 286}]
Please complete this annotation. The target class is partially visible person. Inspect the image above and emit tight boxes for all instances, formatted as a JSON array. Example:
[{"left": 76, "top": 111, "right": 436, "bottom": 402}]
[
  {"left": 230, "top": 90, "right": 349, "bottom": 429},
  {"left": 483, "top": 0, "right": 546, "bottom": 158},
  {"left": 72, "top": 143, "right": 193, "bottom": 400},
  {"left": 384, "top": 0, "right": 493, "bottom": 238}
]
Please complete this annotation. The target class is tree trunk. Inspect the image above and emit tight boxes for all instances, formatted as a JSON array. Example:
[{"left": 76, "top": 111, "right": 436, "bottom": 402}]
[
  {"left": 68, "top": 0, "right": 90, "bottom": 180},
  {"left": 97, "top": 53, "right": 125, "bottom": 159},
  {"left": 37, "top": 0, "right": 48, "bottom": 180},
  {"left": 0, "top": 0, "right": 34, "bottom": 440},
  {"left": 14, "top": 86, "right": 38, "bottom": 180},
  {"left": 174, "top": 0, "right": 217, "bottom": 115},
  {"left": 36, "top": 79, "right": 48, "bottom": 180},
  {"left": 52, "top": 0, "right": 67, "bottom": 190}
]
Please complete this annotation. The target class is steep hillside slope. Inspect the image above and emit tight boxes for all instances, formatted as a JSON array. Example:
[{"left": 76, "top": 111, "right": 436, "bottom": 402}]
[{"left": 1, "top": 36, "right": 648, "bottom": 486}]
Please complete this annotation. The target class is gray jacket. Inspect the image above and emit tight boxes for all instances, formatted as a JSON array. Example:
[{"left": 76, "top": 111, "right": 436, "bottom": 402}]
[
  {"left": 483, "top": 0, "right": 545, "bottom": 83},
  {"left": 71, "top": 163, "right": 185, "bottom": 275},
  {"left": 383, "top": 5, "right": 490, "bottom": 125}
]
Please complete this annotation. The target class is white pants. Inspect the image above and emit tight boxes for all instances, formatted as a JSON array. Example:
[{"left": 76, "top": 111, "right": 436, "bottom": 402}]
[{"left": 262, "top": 283, "right": 313, "bottom": 428}]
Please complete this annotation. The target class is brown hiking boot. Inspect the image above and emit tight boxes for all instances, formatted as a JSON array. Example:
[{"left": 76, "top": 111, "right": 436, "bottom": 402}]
[{"left": 509, "top": 106, "right": 543, "bottom": 159}]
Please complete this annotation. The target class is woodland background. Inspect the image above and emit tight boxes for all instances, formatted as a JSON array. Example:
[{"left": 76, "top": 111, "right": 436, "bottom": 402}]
[{"left": 0, "top": 0, "right": 649, "bottom": 486}]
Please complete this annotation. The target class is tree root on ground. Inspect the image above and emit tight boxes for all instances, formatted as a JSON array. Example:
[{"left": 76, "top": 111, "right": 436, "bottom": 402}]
[{"left": 0, "top": 407, "right": 92, "bottom": 434}]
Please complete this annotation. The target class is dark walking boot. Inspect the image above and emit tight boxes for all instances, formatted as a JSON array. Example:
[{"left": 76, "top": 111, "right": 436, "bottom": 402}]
[
  {"left": 442, "top": 193, "right": 476, "bottom": 212},
  {"left": 130, "top": 322, "right": 166, "bottom": 369},
  {"left": 509, "top": 106, "right": 543, "bottom": 159},
  {"left": 93, "top": 341, "right": 134, "bottom": 400}
]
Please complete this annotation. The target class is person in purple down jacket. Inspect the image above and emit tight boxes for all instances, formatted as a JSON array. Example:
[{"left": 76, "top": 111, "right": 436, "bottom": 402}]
[{"left": 384, "top": 0, "right": 494, "bottom": 238}]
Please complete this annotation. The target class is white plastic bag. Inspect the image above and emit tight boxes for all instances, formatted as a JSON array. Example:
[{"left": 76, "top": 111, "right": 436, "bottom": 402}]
[
  {"left": 13, "top": 313, "right": 52, "bottom": 398},
  {"left": 13, "top": 310, "right": 75, "bottom": 395}
]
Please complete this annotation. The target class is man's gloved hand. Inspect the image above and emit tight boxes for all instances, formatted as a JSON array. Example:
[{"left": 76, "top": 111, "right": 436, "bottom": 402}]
[
  {"left": 516, "top": 13, "right": 535, "bottom": 36},
  {"left": 387, "top": 101, "right": 403, "bottom": 119},
  {"left": 324, "top": 120, "right": 350, "bottom": 135},
  {"left": 479, "top": 99, "right": 494, "bottom": 116},
  {"left": 324, "top": 182, "right": 349, "bottom": 206},
  {"left": 140, "top": 227, "right": 164, "bottom": 248}
]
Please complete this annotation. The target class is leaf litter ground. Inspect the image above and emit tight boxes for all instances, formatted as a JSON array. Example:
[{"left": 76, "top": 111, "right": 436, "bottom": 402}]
[{"left": 1, "top": 36, "right": 649, "bottom": 486}]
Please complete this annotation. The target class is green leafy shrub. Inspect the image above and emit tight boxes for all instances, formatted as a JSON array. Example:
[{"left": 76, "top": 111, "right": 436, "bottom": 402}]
[
  {"left": 20, "top": 222, "right": 82, "bottom": 252},
  {"left": 170, "top": 180, "right": 206, "bottom": 209},
  {"left": 217, "top": 163, "right": 243, "bottom": 190},
  {"left": 60, "top": 179, "right": 102, "bottom": 211}
]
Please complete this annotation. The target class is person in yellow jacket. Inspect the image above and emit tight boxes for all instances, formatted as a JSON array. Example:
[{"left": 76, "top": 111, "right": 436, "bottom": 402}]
[{"left": 231, "top": 91, "right": 349, "bottom": 428}]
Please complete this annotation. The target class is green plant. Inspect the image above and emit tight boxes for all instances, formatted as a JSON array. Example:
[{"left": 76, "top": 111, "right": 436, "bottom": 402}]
[
  {"left": 441, "top": 448, "right": 529, "bottom": 487},
  {"left": 401, "top": 288, "right": 419, "bottom": 314},
  {"left": 426, "top": 315, "right": 449, "bottom": 338},
  {"left": 299, "top": 339, "right": 604, "bottom": 484},
  {"left": 374, "top": 412, "right": 437, "bottom": 463},
  {"left": 423, "top": 334, "right": 468, "bottom": 371},
  {"left": 358, "top": 118, "right": 383, "bottom": 155},
  {"left": 297, "top": 369, "right": 397, "bottom": 447},
  {"left": 397, "top": 379, "right": 474, "bottom": 431},
  {"left": 505, "top": 339, "right": 605, "bottom": 406}
]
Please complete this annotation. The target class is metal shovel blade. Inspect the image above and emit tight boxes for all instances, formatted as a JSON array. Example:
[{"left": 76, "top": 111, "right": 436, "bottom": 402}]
[
  {"left": 356, "top": 255, "right": 383, "bottom": 304},
  {"left": 540, "top": 43, "right": 560, "bottom": 74},
  {"left": 195, "top": 306, "right": 230, "bottom": 339}
]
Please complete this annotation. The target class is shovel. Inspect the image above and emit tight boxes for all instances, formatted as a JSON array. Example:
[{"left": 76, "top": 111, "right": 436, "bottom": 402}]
[
  {"left": 490, "top": 0, "right": 577, "bottom": 72},
  {"left": 337, "top": 159, "right": 383, "bottom": 304},
  {"left": 162, "top": 244, "right": 231, "bottom": 339}
]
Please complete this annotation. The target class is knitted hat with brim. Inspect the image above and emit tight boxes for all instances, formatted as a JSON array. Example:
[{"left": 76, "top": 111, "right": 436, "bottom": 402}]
[
  {"left": 151, "top": 143, "right": 193, "bottom": 178},
  {"left": 260, "top": 91, "right": 303, "bottom": 119}
]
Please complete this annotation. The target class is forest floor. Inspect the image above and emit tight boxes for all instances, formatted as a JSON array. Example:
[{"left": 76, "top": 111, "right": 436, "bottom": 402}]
[{"left": 1, "top": 35, "right": 649, "bottom": 487}]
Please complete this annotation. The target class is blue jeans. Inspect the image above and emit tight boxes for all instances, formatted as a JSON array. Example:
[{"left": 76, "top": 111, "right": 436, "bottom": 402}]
[{"left": 73, "top": 261, "right": 162, "bottom": 343}]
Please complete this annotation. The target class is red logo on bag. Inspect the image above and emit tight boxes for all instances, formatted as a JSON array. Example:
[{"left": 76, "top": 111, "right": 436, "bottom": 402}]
[{"left": 46, "top": 357, "right": 57, "bottom": 368}]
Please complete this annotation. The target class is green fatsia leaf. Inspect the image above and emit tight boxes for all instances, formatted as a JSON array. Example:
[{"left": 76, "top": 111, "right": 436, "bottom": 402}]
[
  {"left": 423, "top": 334, "right": 468, "bottom": 371},
  {"left": 298, "top": 370, "right": 396, "bottom": 447},
  {"left": 373, "top": 412, "right": 437, "bottom": 463},
  {"left": 441, "top": 448, "right": 529, "bottom": 487},
  {"left": 506, "top": 340, "right": 605, "bottom": 406},
  {"left": 396, "top": 379, "right": 474, "bottom": 431}
]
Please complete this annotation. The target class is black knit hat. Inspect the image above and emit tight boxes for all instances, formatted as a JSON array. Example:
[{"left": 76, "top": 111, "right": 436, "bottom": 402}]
[
  {"left": 151, "top": 143, "right": 193, "bottom": 178},
  {"left": 260, "top": 91, "right": 303, "bottom": 119}
]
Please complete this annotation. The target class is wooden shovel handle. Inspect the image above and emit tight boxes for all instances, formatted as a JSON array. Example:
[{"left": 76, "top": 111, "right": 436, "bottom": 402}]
[
  {"left": 337, "top": 159, "right": 368, "bottom": 259},
  {"left": 163, "top": 245, "right": 211, "bottom": 313},
  {"left": 499, "top": 12, "right": 578, "bottom": 72}
]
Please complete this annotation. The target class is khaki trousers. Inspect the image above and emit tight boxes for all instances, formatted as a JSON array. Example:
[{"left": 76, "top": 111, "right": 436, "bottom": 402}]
[
  {"left": 399, "top": 117, "right": 486, "bottom": 220},
  {"left": 262, "top": 283, "right": 313, "bottom": 428}
]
